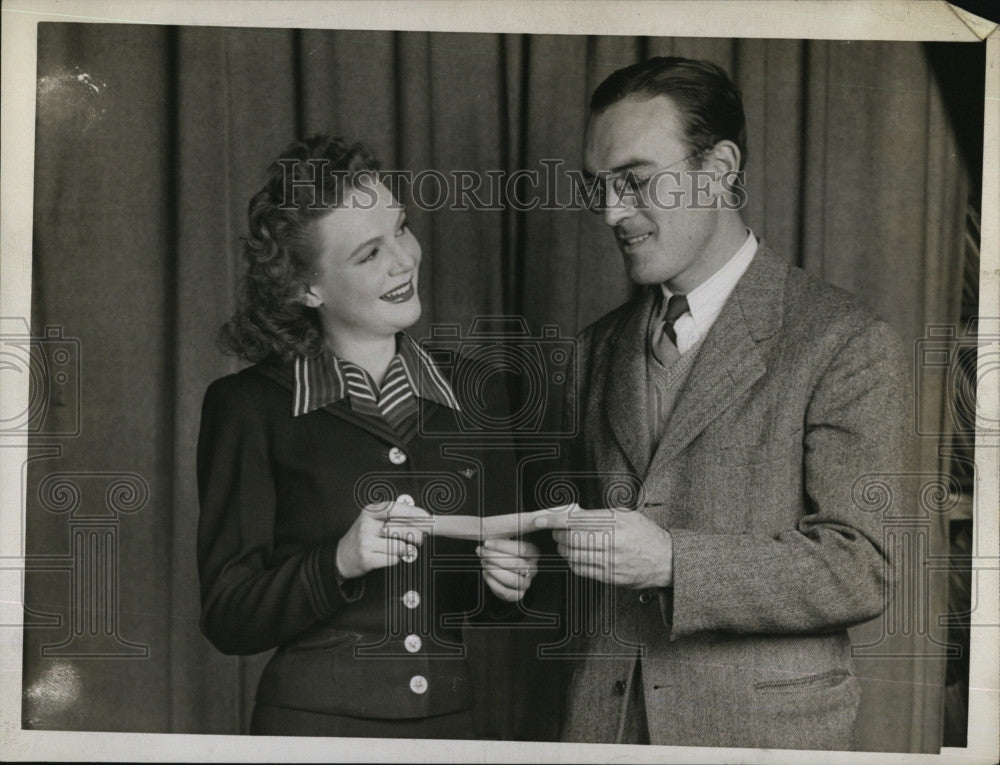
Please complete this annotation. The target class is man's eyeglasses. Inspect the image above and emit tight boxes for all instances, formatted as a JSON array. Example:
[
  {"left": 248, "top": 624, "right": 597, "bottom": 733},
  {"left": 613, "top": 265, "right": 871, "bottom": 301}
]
[{"left": 579, "top": 149, "right": 705, "bottom": 214}]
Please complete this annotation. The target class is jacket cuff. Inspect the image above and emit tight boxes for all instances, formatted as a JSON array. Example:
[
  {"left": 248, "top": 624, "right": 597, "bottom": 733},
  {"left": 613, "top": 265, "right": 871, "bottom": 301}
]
[
  {"left": 315, "top": 542, "right": 365, "bottom": 612},
  {"left": 482, "top": 580, "right": 539, "bottom": 621}
]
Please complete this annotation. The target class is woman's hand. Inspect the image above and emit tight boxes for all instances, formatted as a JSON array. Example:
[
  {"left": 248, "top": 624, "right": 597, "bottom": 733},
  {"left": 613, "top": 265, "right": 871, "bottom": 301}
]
[
  {"left": 477, "top": 538, "right": 540, "bottom": 602},
  {"left": 335, "top": 501, "right": 431, "bottom": 579}
]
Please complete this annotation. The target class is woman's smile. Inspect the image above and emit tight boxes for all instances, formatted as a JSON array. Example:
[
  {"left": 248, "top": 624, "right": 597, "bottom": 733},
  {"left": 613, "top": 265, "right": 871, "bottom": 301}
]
[{"left": 380, "top": 278, "right": 415, "bottom": 303}]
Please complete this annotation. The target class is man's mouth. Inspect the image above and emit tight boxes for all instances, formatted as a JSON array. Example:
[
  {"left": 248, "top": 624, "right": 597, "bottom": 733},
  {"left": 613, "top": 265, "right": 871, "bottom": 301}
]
[
  {"left": 617, "top": 231, "right": 653, "bottom": 248},
  {"left": 380, "top": 279, "right": 415, "bottom": 303}
]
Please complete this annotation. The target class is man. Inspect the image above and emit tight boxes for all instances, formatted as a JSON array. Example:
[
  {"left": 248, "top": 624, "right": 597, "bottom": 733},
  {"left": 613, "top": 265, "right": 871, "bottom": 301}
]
[{"left": 533, "top": 57, "right": 908, "bottom": 749}]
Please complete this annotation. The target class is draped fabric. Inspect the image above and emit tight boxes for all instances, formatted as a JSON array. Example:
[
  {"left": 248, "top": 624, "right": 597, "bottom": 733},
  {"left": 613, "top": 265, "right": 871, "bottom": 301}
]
[{"left": 24, "top": 24, "right": 980, "bottom": 753}]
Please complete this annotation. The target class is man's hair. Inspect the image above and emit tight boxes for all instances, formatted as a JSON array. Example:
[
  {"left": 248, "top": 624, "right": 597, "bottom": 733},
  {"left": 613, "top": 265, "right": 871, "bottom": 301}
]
[
  {"left": 218, "top": 135, "right": 379, "bottom": 364},
  {"left": 590, "top": 56, "right": 747, "bottom": 171}
]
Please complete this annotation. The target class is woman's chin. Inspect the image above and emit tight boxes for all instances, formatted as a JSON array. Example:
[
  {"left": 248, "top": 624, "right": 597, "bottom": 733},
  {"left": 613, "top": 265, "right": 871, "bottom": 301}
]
[{"left": 388, "top": 296, "right": 422, "bottom": 331}]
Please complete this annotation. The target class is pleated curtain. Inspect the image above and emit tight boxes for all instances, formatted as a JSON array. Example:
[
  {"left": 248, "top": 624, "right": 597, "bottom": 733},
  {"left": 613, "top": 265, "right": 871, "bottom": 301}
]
[{"left": 25, "top": 24, "right": 978, "bottom": 752}]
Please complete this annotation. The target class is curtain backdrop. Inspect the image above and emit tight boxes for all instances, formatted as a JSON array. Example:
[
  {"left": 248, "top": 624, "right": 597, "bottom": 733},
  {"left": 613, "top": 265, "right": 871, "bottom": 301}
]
[{"left": 23, "top": 24, "right": 979, "bottom": 753}]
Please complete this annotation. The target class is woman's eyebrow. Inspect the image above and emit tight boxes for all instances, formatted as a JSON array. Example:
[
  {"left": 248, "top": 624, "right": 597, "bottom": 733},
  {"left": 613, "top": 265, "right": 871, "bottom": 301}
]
[{"left": 349, "top": 235, "right": 382, "bottom": 260}]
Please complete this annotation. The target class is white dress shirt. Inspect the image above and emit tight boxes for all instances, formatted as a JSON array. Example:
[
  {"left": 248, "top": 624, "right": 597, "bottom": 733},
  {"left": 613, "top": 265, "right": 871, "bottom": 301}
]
[{"left": 661, "top": 230, "right": 758, "bottom": 355}]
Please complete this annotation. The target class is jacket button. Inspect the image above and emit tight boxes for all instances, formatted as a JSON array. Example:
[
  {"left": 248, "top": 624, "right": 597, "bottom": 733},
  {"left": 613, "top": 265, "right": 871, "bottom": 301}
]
[
  {"left": 614, "top": 680, "right": 627, "bottom": 696},
  {"left": 396, "top": 493, "right": 415, "bottom": 506},
  {"left": 404, "top": 634, "right": 422, "bottom": 653},
  {"left": 388, "top": 447, "right": 407, "bottom": 465},
  {"left": 410, "top": 675, "right": 428, "bottom": 694},
  {"left": 402, "top": 590, "right": 421, "bottom": 609},
  {"left": 638, "top": 590, "right": 654, "bottom": 604}
]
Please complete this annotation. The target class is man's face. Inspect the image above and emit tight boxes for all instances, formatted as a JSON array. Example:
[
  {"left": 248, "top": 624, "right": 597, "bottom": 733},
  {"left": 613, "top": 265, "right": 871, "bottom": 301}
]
[{"left": 583, "top": 95, "right": 723, "bottom": 292}]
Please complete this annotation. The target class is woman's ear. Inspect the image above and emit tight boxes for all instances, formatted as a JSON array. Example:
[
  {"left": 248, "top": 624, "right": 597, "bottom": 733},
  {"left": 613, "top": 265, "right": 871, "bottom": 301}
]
[{"left": 299, "top": 284, "right": 323, "bottom": 309}]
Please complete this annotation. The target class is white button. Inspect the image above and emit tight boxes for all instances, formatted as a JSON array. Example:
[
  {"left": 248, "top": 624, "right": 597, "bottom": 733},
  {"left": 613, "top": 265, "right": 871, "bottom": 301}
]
[
  {"left": 409, "top": 675, "right": 428, "bottom": 694},
  {"left": 402, "top": 590, "right": 421, "bottom": 609},
  {"left": 404, "top": 634, "right": 422, "bottom": 653},
  {"left": 388, "top": 447, "right": 407, "bottom": 465},
  {"left": 402, "top": 547, "right": 418, "bottom": 563},
  {"left": 396, "top": 493, "right": 415, "bottom": 506}
]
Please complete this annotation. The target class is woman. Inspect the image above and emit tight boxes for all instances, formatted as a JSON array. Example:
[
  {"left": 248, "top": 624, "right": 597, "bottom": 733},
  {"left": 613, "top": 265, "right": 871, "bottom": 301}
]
[{"left": 197, "top": 135, "right": 539, "bottom": 738}]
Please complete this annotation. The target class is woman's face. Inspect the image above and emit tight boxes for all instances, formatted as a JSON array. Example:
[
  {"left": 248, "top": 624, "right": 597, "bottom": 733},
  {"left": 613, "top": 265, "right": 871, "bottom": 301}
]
[{"left": 302, "top": 180, "right": 422, "bottom": 344}]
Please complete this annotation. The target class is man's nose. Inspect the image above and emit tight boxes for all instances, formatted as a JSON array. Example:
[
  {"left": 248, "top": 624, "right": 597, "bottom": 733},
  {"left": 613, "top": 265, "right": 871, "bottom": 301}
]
[{"left": 602, "top": 185, "right": 635, "bottom": 227}]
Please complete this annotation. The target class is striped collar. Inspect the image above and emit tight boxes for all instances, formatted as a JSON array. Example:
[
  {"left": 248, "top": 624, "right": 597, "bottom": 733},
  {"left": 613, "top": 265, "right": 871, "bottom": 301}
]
[{"left": 292, "top": 332, "right": 461, "bottom": 417}]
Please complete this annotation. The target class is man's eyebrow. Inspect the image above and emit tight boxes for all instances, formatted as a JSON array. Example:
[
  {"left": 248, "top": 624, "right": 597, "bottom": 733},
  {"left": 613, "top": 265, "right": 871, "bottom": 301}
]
[
  {"left": 610, "top": 159, "right": 655, "bottom": 174},
  {"left": 582, "top": 159, "right": 655, "bottom": 179}
]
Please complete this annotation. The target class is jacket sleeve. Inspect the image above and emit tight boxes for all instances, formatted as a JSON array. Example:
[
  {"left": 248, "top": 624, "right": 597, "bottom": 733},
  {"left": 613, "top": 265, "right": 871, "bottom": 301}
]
[
  {"left": 665, "top": 319, "right": 909, "bottom": 638},
  {"left": 196, "top": 375, "right": 362, "bottom": 655}
]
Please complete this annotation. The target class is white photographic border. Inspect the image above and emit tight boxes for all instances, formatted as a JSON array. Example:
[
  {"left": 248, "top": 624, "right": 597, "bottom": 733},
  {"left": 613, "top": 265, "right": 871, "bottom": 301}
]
[{"left": 1, "top": 1, "right": 997, "bottom": 763}]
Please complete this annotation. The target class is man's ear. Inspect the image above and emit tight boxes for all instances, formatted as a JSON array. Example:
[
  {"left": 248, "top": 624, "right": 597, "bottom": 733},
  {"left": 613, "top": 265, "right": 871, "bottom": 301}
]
[
  {"left": 705, "top": 140, "right": 741, "bottom": 178},
  {"left": 700, "top": 141, "right": 743, "bottom": 205},
  {"left": 299, "top": 284, "right": 323, "bottom": 309}
]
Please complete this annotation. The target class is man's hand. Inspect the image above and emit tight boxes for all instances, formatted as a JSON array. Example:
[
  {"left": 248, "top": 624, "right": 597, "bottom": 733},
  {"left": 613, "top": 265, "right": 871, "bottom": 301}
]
[
  {"left": 534, "top": 506, "right": 673, "bottom": 588},
  {"left": 477, "top": 538, "right": 540, "bottom": 602}
]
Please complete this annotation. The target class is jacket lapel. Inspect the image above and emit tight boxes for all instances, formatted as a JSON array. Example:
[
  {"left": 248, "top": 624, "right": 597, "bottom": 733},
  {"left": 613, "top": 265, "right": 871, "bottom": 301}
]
[
  {"left": 649, "top": 245, "right": 786, "bottom": 470},
  {"left": 252, "top": 362, "right": 404, "bottom": 444},
  {"left": 604, "top": 289, "right": 659, "bottom": 478}
]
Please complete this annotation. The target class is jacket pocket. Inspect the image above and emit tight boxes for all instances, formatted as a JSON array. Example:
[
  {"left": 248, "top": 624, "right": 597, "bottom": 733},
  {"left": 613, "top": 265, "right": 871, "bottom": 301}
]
[{"left": 753, "top": 669, "right": 852, "bottom": 693}]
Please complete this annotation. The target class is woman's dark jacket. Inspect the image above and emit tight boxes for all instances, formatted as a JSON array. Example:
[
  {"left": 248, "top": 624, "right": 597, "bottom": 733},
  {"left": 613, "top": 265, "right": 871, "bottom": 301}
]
[{"left": 196, "top": 359, "right": 517, "bottom": 720}]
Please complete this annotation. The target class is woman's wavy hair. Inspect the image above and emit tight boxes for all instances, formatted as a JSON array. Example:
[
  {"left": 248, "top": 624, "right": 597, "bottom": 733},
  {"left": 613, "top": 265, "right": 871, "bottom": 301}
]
[{"left": 218, "top": 135, "right": 380, "bottom": 364}]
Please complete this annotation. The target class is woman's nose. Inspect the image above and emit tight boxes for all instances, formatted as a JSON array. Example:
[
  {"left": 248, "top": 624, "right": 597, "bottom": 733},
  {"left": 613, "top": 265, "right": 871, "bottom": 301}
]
[{"left": 390, "top": 237, "right": 420, "bottom": 272}]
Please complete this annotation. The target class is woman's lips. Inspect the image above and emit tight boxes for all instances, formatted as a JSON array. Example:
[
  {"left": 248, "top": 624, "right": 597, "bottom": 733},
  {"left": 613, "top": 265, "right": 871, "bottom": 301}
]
[{"left": 380, "top": 279, "right": 415, "bottom": 303}]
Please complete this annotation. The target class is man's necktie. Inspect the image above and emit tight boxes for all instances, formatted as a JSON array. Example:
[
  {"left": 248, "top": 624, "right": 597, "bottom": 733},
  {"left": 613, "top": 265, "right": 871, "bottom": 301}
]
[
  {"left": 651, "top": 293, "right": 689, "bottom": 366},
  {"left": 661, "top": 294, "right": 689, "bottom": 347}
]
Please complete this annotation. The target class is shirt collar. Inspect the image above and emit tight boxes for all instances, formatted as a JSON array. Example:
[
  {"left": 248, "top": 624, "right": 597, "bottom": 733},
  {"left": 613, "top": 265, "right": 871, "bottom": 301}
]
[
  {"left": 292, "top": 332, "right": 461, "bottom": 417},
  {"left": 660, "top": 229, "right": 758, "bottom": 335}
]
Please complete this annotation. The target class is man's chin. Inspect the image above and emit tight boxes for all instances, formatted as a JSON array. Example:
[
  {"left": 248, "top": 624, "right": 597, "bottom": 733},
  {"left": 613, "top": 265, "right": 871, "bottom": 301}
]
[{"left": 625, "top": 262, "right": 672, "bottom": 286}]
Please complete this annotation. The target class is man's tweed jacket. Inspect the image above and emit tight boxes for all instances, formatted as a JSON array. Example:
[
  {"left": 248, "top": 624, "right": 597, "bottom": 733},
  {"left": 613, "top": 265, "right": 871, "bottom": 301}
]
[{"left": 558, "top": 244, "right": 909, "bottom": 750}]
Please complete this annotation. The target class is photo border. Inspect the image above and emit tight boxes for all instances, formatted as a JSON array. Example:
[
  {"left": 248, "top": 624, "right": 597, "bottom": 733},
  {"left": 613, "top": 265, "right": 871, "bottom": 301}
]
[{"left": 1, "top": 1, "right": 997, "bottom": 763}]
